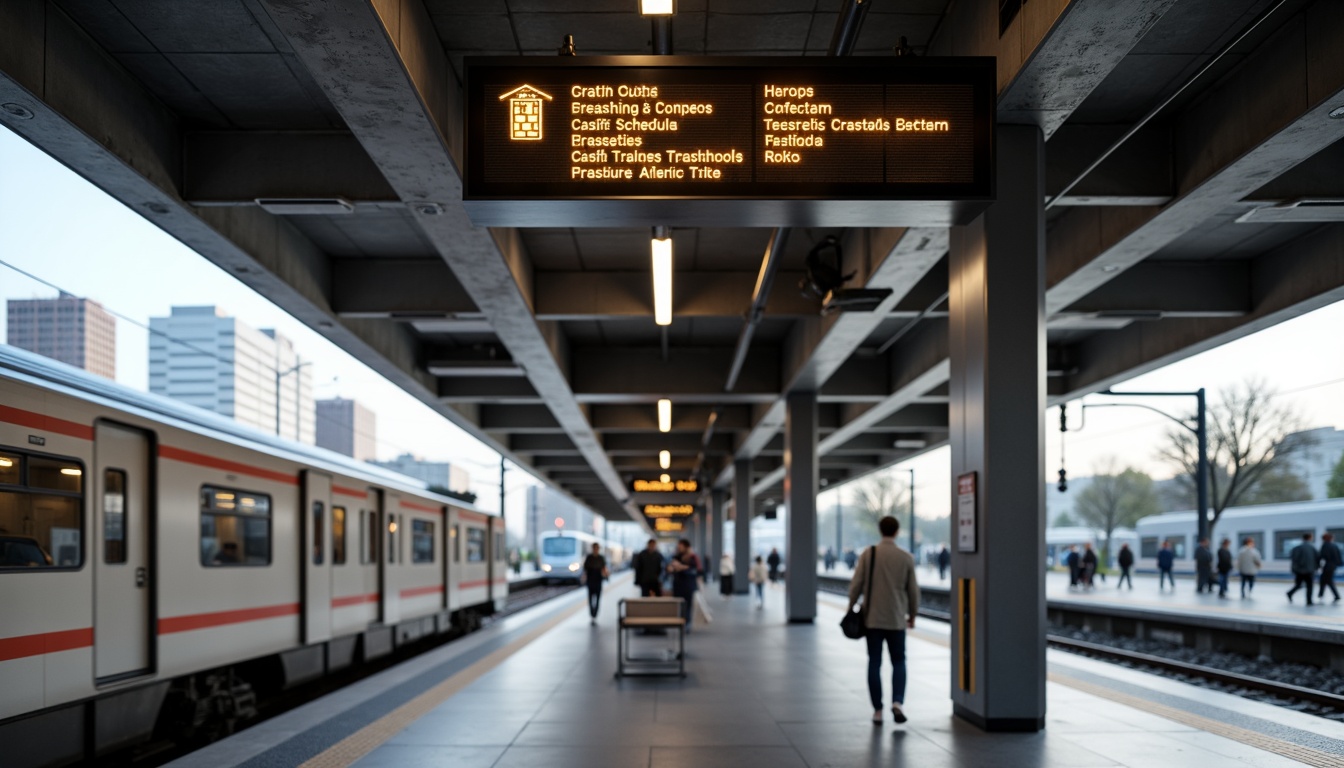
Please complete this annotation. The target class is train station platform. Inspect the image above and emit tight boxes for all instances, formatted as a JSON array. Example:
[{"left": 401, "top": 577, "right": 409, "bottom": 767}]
[{"left": 171, "top": 579, "right": 1344, "bottom": 768}]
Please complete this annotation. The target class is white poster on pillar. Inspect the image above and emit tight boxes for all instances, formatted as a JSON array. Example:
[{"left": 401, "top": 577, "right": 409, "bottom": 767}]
[{"left": 957, "top": 472, "right": 977, "bottom": 553}]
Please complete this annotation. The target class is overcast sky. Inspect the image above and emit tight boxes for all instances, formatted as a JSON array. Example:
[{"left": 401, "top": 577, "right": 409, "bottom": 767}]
[{"left": 3, "top": 125, "right": 1341, "bottom": 534}]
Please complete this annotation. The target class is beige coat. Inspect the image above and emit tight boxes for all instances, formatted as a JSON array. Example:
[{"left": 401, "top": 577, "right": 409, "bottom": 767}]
[{"left": 848, "top": 540, "right": 919, "bottom": 631}]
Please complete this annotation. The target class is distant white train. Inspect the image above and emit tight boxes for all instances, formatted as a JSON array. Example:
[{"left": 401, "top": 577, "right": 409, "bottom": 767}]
[
  {"left": 537, "top": 529, "right": 629, "bottom": 582},
  {"left": 1045, "top": 526, "right": 1139, "bottom": 569},
  {"left": 1134, "top": 499, "right": 1344, "bottom": 579}
]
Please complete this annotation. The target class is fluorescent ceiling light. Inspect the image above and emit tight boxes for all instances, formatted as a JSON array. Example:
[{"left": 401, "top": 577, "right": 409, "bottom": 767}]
[
  {"left": 652, "top": 236, "right": 673, "bottom": 326},
  {"left": 659, "top": 450, "right": 671, "bottom": 470},
  {"left": 658, "top": 399, "right": 672, "bottom": 432},
  {"left": 660, "top": 473, "right": 671, "bottom": 483},
  {"left": 893, "top": 439, "right": 928, "bottom": 450},
  {"left": 641, "top": 0, "right": 674, "bottom": 15}
]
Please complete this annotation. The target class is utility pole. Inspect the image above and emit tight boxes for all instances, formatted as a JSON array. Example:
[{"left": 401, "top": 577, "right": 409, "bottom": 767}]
[
  {"left": 499, "top": 456, "right": 506, "bottom": 520},
  {"left": 274, "top": 359, "right": 311, "bottom": 439},
  {"left": 907, "top": 467, "right": 916, "bottom": 557}
]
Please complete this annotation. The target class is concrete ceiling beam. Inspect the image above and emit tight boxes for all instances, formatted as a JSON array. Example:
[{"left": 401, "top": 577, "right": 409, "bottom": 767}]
[
  {"left": 479, "top": 404, "right": 562, "bottom": 432},
  {"left": 569, "top": 346, "right": 780, "bottom": 402},
  {"left": 1044, "top": 124, "right": 1173, "bottom": 206},
  {"left": 331, "top": 258, "right": 476, "bottom": 318},
  {"left": 534, "top": 271, "right": 816, "bottom": 320},
  {"left": 182, "top": 130, "right": 397, "bottom": 204},
  {"left": 589, "top": 404, "right": 754, "bottom": 433},
  {"left": 604, "top": 432, "right": 735, "bottom": 455},
  {"left": 1059, "top": 261, "right": 1250, "bottom": 318}
]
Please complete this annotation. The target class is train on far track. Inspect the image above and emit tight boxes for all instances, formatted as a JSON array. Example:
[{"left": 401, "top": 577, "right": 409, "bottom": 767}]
[
  {"left": 537, "top": 529, "right": 629, "bottom": 582},
  {"left": 0, "top": 345, "right": 509, "bottom": 767}
]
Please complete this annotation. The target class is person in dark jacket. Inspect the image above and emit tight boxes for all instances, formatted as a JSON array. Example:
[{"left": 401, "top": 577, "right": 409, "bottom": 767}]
[
  {"left": 1287, "top": 532, "right": 1319, "bottom": 605},
  {"left": 1081, "top": 544, "right": 1099, "bottom": 590},
  {"left": 1157, "top": 541, "right": 1175, "bottom": 591},
  {"left": 632, "top": 539, "right": 665, "bottom": 597},
  {"left": 1215, "top": 538, "right": 1234, "bottom": 599},
  {"left": 937, "top": 546, "right": 951, "bottom": 581},
  {"left": 668, "top": 538, "right": 701, "bottom": 630},
  {"left": 1194, "top": 538, "right": 1214, "bottom": 593},
  {"left": 581, "top": 542, "right": 609, "bottom": 624},
  {"left": 1065, "top": 546, "right": 1080, "bottom": 589},
  {"left": 767, "top": 548, "right": 782, "bottom": 583},
  {"left": 1318, "top": 532, "right": 1341, "bottom": 604},
  {"left": 1117, "top": 543, "right": 1134, "bottom": 590}
]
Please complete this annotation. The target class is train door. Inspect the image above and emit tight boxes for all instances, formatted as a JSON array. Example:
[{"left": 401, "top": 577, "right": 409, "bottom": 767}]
[
  {"left": 490, "top": 516, "right": 507, "bottom": 611},
  {"left": 94, "top": 422, "right": 154, "bottom": 683},
  {"left": 302, "top": 471, "right": 333, "bottom": 644},
  {"left": 376, "top": 490, "right": 398, "bottom": 624}
]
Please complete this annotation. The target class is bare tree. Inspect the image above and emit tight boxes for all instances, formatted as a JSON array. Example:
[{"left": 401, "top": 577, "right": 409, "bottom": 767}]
[
  {"left": 1073, "top": 459, "right": 1161, "bottom": 563},
  {"left": 852, "top": 472, "right": 904, "bottom": 542},
  {"left": 1158, "top": 379, "right": 1309, "bottom": 538}
]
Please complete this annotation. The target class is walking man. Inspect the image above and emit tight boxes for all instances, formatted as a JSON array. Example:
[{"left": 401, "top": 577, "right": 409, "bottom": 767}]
[
  {"left": 632, "top": 539, "right": 665, "bottom": 597},
  {"left": 1157, "top": 540, "right": 1175, "bottom": 591},
  {"left": 1117, "top": 543, "right": 1134, "bottom": 590},
  {"left": 937, "top": 546, "right": 950, "bottom": 581},
  {"left": 581, "top": 542, "right": 609, "bottom": 624},
  {"left": 1319, "top": 532, "right": 1341, "bottom": 604},
  {"left": 667, "top": 538, "right": 701, "bottom": 631},
  {"left": 767, "top": 548, "right": 782, "bottom": 584},
  {"left": 1216, "top": 538, "right": 1234, "bottom": 599},
  {"left": 1237, "top": 537, "right": 1262, "bottom": 598},
  {"left": 1287, "top": 532, "right": 1319, "bottom": 605},
  {"left": 1065, "top": 545, "right": 1080, "bottom": 590},
  {"left": 1194, "top": 538, "right": 1214, "bottom": 594},
  {"left": 846, "top": 516, "right": 919, "bottom": 727}
]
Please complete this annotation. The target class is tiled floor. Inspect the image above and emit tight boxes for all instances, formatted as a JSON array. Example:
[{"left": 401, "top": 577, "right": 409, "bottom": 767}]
[{"left": 345, "top": 582, "right": 1341, "bottom": 767}]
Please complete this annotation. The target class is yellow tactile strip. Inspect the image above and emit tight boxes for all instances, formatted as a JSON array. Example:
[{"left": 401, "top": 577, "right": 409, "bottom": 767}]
[{"left": 298, "top": 598, "right": 586, "bottom": 768}]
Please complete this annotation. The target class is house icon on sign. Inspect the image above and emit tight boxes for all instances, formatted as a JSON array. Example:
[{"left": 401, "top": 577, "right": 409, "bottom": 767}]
[{"left": 499, "top": 85, "right": 553, "bottom": 141}]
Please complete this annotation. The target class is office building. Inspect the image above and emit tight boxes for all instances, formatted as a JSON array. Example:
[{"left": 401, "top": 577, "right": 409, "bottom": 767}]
[
  {"left": 6, "top": 292, "right": 117, "bottom": 379},
  {"left": 372, "top": 453, "right": 471, "bottom": 494},
  {"left": 316, "top": 398, "right": 377, "bottom": 460}
]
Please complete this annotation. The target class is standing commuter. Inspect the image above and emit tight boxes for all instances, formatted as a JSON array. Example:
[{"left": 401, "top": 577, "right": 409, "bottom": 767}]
[
  {"left": 937, "top": 546, "right": 951, "bottom": 581},
  {"left": 767, "top": 548, "right": 782, "bottom": 584},
  {"left": 632, "top": 539, "right": 665, "bottom": 597},
  {"left": 1318, "top": 532, "right": 1341, "bottom": 604},
  {"left": 719, "top": 552, "right": 735, "bottom": 597},
  {"left": 844, "top": 548, "right": 858, "bottom": 570},
  {"left": 581, "top": 542, "right": 609, "bottom": 624},
  {"left": 748, "top": 555, "right": 768, "bottom": 608},
  {"left": 846, "top": 516, "right": 919, "bottom": 726},
  {"left": 1194, "top": 538, "right": 1214, "bottom": 594},
  {"left": 1237, "top": 537, "right": 1262, "bottom": 598},
  {"left": 1065, "top": 546, "right": 1081, "bottom": 590},
  {"left": 668, "top": 538, "right": 701, "bottom": 631},
  {"left": 1081, "top": 544, "right": 1098, "bottom": 590},
  {"left": 1216, "top": 538, "right": 1234, "bottom": 599},
  {"left": 1157, "top": 541, "right": 1176, "bottom": 591},
  {"left": 1116, "top": 543, "right": 1134, "bottom": 590},
  {"left": 1286, "top": 532, "right": 1319, "bottom": 605}
]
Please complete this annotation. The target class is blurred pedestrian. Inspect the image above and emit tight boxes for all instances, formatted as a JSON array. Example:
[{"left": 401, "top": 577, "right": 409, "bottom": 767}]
[
  {"left": 1319, "top": 532, "right": 1341, "bottom": 604},
  {"left": 1081, "top": 544, "right": 1098, "bottom": 590},
  {"left": 1157, "top": 540, "right": 1176, "bottom": 591},
  {"left": 632, "top": 539, "right": 665, "bottom": 597},
  {"left": 581, "top": 543, "right": 609, "bottom": 624},
  {"left": 1237, "top": 537, "right": 1262, "bottom": 598},
  {"left": 1194, "top": 538, "right": 1214, "bottom": 594},
  {"left": 937, "top": 546, "right": 950, "bottom": 581},
  {"left": 846, "top": 516, "right": 919, "bottom": 727},
  {"left": 668, "top": 538, "right": 702, "bottom": 631},
  {"left": 719, "top": 552, "right": 735, "bottom": 597},
  {"left": 1117, "top": 543, "right": 1134, "bottom": 590},
  {"left": 767, "top": 548, "right": 782, "bottom": 583},
  {"left": 1065, "top": 545, "right": 1080, "bottom": 590},
  {"left": 1286, "top": 532, "right": 1319, "bottom": 606},
  {"left": 824, "top": 546, "right": 836, "bottom": 571},
  {"left": 749, "top": 555, "right": 768, "bottom": 608},
  {"left": 844, "top": 548, "right": 858, "bottom": 570},
  {"left": 1216, "top": 538, "right": 1234, "bottom": 599}
]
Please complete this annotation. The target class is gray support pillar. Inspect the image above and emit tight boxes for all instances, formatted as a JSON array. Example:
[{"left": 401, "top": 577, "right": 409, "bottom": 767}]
[
  {"left": 733, "top": 459, "right": 752, "bottom": 595},
  {"left": 784, "top": 390, "right": 818, "bottom": 623},
  {"left": 948, "top": 124, "right": 1047, "bottom": 732},
  {"left": 710, "top": 489, "right": 725, "bottom": 585}
]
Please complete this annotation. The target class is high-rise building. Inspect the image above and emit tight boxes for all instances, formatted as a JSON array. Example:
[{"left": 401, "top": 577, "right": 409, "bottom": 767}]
[
  {"left": 148, "top": 306, "right": 314, "bottom": 443},
  {"left": 316, "top": 397, "right": 377, "bottom": 460},
  {"left": 1283, "top": 427, "right": 1344, "bottom": 500},
  {"left": 372, "top": 454, "right": 471, "bottom": 494},
  {"left": 6, "top": 292, "right": 117, "bottom": 379}
]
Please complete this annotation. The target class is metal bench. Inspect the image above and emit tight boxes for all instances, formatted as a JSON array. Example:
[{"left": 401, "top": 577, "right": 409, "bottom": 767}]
[{"left": 616, "top": 597, "right": 686, "bottom": 678}]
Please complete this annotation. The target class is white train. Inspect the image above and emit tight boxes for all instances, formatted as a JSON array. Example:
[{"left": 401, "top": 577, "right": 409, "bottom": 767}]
[
  {"left": 1045, "top": 526, "right": 1139, "bottom": 569},
  {"left": 1134, "top": 499, "right": 1344, "bottom": 579},
  {"left": 537, "top": 530, "right": 629, "bottom": 582},
  {"left": 0, "top": 346, "right": 508, "bottom": 766}
]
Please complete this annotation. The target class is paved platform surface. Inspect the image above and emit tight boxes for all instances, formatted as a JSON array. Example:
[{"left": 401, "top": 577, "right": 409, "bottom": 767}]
[{"left": 175, "top": 576, "right": 1344, "bottom": 768}]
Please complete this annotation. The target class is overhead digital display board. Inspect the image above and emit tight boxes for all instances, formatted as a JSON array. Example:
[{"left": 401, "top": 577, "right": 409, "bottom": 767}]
[
  {"left": 631, "top": 478, "right": 698, "bottom": 493},
  {"left": 463, "top": 56, "right": 995, "bottom": 227}
]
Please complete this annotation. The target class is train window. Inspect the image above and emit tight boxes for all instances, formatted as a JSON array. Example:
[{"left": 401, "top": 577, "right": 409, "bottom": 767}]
[
  {"left": 312, "top": 501, "right": 325, "bottom": 565},
  {"left": 1139, "top": 537, "right": 1158, "bottom": 559},
  {"left": 104, "top": 470, "right": 127, "bottom": 564},
  {"left": 452, "top": 524, "right": 460, "bottom": 563},
  {"left": 412, "top": 520, "right": 434, "bottom": 564},
  {"left": 466, "top": 527, "right": 485, "bottom": 562},
  {"left": 364, "top": 510, "right": 378, "bottom": 564},
  {"left": 0, "top": 449, "right": 83, "bottom": 569},
  {"left": 333, "top": 506, "right": 347, "bottom": 565},
  {"left": 1162, "top": 536, "right": 1186, "bottom": 559},
  {"left": 1236, "top": 531, "right": 1265, "bottom": 553},
  {"left": 200, "top": 486, "right": 271, "bottom": 567},
  {"left": 387, "top": 515, "right": 398, "bottom": 564},
  {"left": 1275, "top": 529, "right": 1314, "bottom": 559}
]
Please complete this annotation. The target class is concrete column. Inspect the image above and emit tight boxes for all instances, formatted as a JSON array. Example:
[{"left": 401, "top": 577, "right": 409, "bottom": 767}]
[
  {"left": 733, "top": 459, "right": 752, "bottom": 595},
  {"left": 709, "top": 490, "right": 725, "bottom": 583},
  {"left": 948, "top": 124, "right": 1046, "bottom": 732},
  {"left": 784, "top": 390, "right": 818, "bottom": 623}
]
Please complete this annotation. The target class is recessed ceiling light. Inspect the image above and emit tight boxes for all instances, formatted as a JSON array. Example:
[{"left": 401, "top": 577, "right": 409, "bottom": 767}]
[
  {"left": 1, "top": 103, "right": 34, "bottom": 120},
  {"left": 1330, "top": 105, "right": 1344, "bottom": 120},
  {"left": 659, "top": 450, "right": 671, "bottom": 470},
  {"left": 1101, "top": 264, "right": 1122, "bottom": 273}
]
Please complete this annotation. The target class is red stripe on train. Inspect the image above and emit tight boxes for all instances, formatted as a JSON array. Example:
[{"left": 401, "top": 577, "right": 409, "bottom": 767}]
[
  {"left": 0, "top": 405, "right": 94, "bottom": 440},
  {"left": 459, "top": 579, "right": 491, "bottom": 589},
  {"left": 332, "top": 593, "right": 379, "bottom": 608},
  {"left": 333, "top": 485, "right": 367, "bottom": 499},
  {"left": 158, "top": 603, "right": 300, "bottom": 634},
  {"left": 400, "top": 500, "right": 442, "bottom": 514},
  {"left": 0, "top": 627, "right": 93, "bottom": 662},
  {"left": 400, "top": 585, "right": 444, "bottom": 599},
  {"left": 159, "top": 445, "right": 298, "bottom": 485}
]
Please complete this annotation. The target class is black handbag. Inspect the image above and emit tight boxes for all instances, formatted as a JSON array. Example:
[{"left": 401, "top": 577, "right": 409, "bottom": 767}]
[{"left": 840, "top": 546, "right": 875, "bottom": 640}]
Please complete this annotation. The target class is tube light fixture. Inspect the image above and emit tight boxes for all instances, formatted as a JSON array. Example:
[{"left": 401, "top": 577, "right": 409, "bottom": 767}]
[
  {"left": 660, "top": 473, "right": 671, "bottom": 483},
  {"left": 658, "top": 398, "right": 672, "bottom": 432},
  {"left": 640, "top": 0, "right": 674, "bottom": 15},
  {"left": 659, "top": 450, "right": 671, "bottom": 470},
  {"left": 652, "top": 234, "right": 673, "bottom": 326}
]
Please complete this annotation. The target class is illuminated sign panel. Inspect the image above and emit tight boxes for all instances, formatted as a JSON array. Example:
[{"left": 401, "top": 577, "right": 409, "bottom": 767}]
[
  {"left": 644, "top": 504, "right": 695, "bottom": 518},
  {"left": 655, "top": 518, "right": 685, "bottom": 532},
  {"left": 631, "top": 478, "right": 699, "bottom": 493},
  {"left": 464, "top": 57, "right": 995, "bottom": 227}
]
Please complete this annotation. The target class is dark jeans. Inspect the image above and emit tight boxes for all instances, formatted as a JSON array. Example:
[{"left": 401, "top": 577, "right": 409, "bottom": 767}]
[
  {"left": 1117, "top": 567, "right": 1132, "bottom": 589},
  {"left": 639, "top": 582, "right": 663, "bottom": 597},
  {"left": 1288, "top": 573, "right": 1315, "bottom": 604},
  {"left": 1159, "top": 568, "right": 1175, "bottom": 589},
  {"left": 587, "top": 584, "right": 602, "bottom": 617},
  {"left": 1196, "top": 569, "right": 1214, "bottom": 593},
  {"left": 754, "top": 582, "right": 764, "bottom": 602},
  {"left": 1217, "top": 571, "right": 1230, "bottom": 596},
  {"left": 1240, "top": 573, "right": 1256, "bottom": 597},
  {"left": 1320, "top": 569, "right": 1339, "bottom": 601},
  {"left": 865, "top": 628, "right": 907, "bottom": 710},
  {"left": 675, "top": 588, "right": 696, "bottom": 628},
  {"left": 720, "top": 574, "right": 734, "bottom": 595}
]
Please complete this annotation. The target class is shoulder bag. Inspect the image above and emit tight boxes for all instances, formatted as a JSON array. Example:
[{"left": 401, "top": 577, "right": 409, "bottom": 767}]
[{"left": 840, "top": 546, "right": 875, "bottom": 640}]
